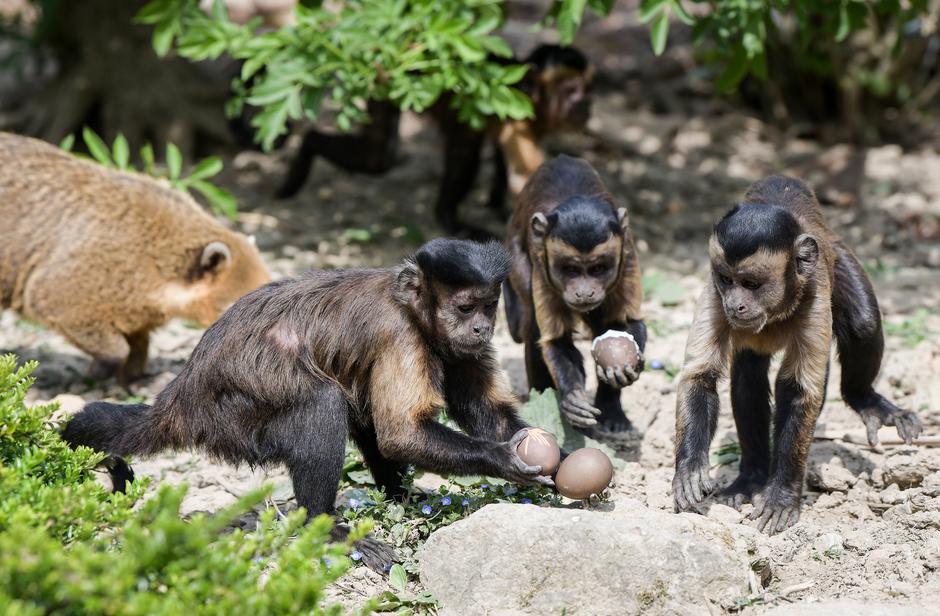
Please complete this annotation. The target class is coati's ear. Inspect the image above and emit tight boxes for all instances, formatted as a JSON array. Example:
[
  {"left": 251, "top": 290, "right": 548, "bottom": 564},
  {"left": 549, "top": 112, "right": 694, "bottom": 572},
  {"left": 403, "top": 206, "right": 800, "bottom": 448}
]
[
  {"left": 794, "top": 234, "right": 819, "bottom": 277},
  {"left": 200, "top": 241, "right": 231, "bottom": 276},
  {"left": 393, "top": 259, "right": 422, "bottom": 306}
]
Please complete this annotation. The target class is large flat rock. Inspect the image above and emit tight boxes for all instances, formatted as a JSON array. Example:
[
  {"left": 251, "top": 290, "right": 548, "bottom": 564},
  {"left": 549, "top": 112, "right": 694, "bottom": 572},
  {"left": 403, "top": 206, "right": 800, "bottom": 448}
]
[{"left": 419, "top": 500, "right": 753, "bottom": 616}]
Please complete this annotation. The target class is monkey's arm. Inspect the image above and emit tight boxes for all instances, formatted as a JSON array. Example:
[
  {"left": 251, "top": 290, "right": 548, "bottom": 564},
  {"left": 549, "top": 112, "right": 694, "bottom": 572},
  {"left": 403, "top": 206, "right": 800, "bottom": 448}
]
[
  {"left": 751, "top": 295, "right": 832, "bottom": 534},
  {"left": 542, "top": 335, "right": 599, "bottom": 428},
  {"left": 445, "top": 359, "right": 527, "bottom": 441},
  {"left": 672, "top": 288, "right": 729, "bottom": 511},
  {"left": 504, "top": 236, "right": 534, "bottom": 343}
]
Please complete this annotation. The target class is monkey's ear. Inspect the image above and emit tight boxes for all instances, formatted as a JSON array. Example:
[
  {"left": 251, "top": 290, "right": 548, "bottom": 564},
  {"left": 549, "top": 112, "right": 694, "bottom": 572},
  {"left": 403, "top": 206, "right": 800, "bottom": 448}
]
[
  {"left": 794, "top": 234, "right": 819, "bottom": 276},
  {"left": 616, "top": 207, "right": 630, "bottom": 231},
  {"left": 530, "top": 212, "right": 552, "bottom": 240},
  {"left": 393, "top": 261, "right": 422, "bottom": 305},
  {"left": 199, "top": 241, "right": 231, "bottom": 276}
]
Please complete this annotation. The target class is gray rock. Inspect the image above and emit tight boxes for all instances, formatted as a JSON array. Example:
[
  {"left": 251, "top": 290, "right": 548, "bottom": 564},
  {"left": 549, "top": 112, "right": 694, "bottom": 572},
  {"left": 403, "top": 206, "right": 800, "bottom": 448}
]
[
  {"left": 806, "top": 461, "right": 856, "bottom": 493},
  {"left": 419, "top": 501, "right": 752, "bottom": 616},
  {"left": 765, "top": 600, "right": 940, "bottom": 615}
]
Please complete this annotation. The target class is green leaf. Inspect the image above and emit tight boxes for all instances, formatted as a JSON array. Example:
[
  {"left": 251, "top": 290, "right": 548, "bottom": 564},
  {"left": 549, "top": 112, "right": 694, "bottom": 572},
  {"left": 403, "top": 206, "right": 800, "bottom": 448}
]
[
  {"left": 639, "top": 0, "right": 667, "bottom": 23},
  {"left": 650, "top": 11, "right": 670, "bottom": 56},
  {"left": 191, "top": 180, "right": 238, "bottom": 220},
  {"left": 82, "top": 127, "right": 113, "bottom": 167},
  {"left": 835, "top": 4, "right": 851, "bottom": 42},
  {"left": 188, "top": 156, "right": 224, "bottom": 181},
  {"left": 165, "top": 142, "right": 182, "bottom": 180},
  {"left": 388, "top": 563, "right": 408, "bottom": 594},
  {"left": 670, "top": 0, "right": 694, "bottom": 26},
  {"left": 112, "top": 133, "right": 130, "bottom": 170},
  {"left": 715, "top": 47, "right": 750, "bottom": 92},
  {"left": 556, "top": 0, "right": 587, "bottom": 45},
  {"left": 58, "top": 134, "right": 75, "bottom": 152},
  {"left": 140, "top": 143, "right": 155, "bottom": 174}
]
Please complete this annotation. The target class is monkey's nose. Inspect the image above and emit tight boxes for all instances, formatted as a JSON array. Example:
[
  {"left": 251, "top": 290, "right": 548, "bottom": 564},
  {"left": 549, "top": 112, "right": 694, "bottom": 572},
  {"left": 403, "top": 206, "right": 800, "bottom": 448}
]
[
  {"left": 473, "top": 325, "right": 483, "bottom": 335},
  {"left": 736, "top": 304, "right": 748, "bottom": 313}
]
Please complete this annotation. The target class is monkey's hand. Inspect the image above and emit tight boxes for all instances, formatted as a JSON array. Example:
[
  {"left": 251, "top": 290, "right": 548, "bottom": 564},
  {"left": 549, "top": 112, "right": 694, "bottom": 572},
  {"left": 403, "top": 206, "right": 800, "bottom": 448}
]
[
  {"left": 560, "top": 389, "right": 601, "bottom": 427},
  {"left": 748, "top": 484, "right": 801, "bottom": 535},
  {"left": 672, "top": 460, "right": 714, "bottom": 512},
  {"left": 499, "top": 429, "right": 556, "bottom": 488},
  {"left": 859, "top": 401, "right": 923, "bottom": 447},
  {"left": 595, "top": 354, "right": 643, "bottom": 389}
]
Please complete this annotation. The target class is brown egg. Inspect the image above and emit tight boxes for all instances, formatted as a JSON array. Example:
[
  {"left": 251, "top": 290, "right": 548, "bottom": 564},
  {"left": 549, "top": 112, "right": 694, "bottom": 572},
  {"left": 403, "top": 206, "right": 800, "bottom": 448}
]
[
  {"left": 515, "top": 428, "right": 560, "bottom": 476},
  {"left": 554, "top": 447, "right": 614, "bottom": 500},
  {"left": 591, "top": 331, "right": 640, "bottom": 372}
]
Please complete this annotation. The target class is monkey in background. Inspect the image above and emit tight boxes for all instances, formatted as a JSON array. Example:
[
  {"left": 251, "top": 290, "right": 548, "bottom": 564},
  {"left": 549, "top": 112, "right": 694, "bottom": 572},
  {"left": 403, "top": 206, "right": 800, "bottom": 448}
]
[
  {"left": 673, "top": 175, "right": 922, "bottom": 534},
  {"left": 276, "top": 45, "right": 593, "bottom": 236},
  {"left": 504, "top": 155, "right": 646, "bottom": 438},
  {"left": 0, "top": 132, "right": 269, "bottom": 385},
  {"left": 63, "top": 239, "right": 550, "bottom": 572}
]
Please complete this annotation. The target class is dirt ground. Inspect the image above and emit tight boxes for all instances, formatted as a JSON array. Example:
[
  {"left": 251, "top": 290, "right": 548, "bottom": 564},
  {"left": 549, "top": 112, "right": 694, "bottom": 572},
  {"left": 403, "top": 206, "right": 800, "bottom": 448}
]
[{"left": 3, "top": 3, "right": 940, "bottom": 613}]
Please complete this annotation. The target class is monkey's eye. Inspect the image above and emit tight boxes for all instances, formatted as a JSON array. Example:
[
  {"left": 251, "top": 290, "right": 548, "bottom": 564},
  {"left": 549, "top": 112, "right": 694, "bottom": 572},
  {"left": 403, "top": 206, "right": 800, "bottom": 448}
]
[
  {"left": 588, "top": 264, "right": 609, "bottom": 276},
  {"left": 718, "top": 274, "right": 733, "bottom": 286},
  {"left": 458, "top": 304, "right": 475, "bottom": 315},
  {"left": 485, "top": 300, "right": 499, "bottom": 310},
  {"left": 562, "top": 265, "right": 581, "bottom": 277},
  {"left": 741, "top": 280, "right": 762, "bottom": 290}
]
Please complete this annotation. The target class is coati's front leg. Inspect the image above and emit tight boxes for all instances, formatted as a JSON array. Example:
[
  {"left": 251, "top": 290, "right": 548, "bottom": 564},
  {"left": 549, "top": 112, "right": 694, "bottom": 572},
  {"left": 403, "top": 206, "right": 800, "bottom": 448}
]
[
  {"left": 542, "top": 336, "right": 599, "bottom": 428},
  {"left": 62, "top": 324, "right": 131, "bottom": 383}
]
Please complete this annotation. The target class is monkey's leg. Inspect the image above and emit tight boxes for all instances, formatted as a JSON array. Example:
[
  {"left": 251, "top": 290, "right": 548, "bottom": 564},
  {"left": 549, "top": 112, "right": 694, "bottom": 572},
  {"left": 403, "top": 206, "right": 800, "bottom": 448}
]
[
  {"left": 122, "top": 330, "right": 150, "bottom": 383},
  {"left": 504, "top": 238, "right": 533, "bottom": 344},
  {"left": 350, "top": 424, "right": 408, "bottom": 500},
  {"left": 487, "top": 145, "right": 508, "bottom": 216},
  {"left": 275, "top": 386, "right": 397, "bottom": 573},
  {"left": 672, "top": 374, "right": 720, "bottom": 511},
  {"left": 749, "top": 372, "right": 826, "bottom": 535},
  {"left": 720, "top": 350, "right": 771, "bottom": 509},
  {"left": 434, "top": 122, "right": 485, "bottom": 235},
  {"left": 832, "top": 243, "right": 922, "bottom": 445},
  {"left": 524, "top": 323, "right": 555, "bottom": 392},
  {"left": 543, "top": 337, "right": 599, "bottom": 428},
  {"left": 277, "top": 101, "right": 401, "bottom": 198},
  {"left": 593, "top": 381, "right": 632, "bottom": 434}
]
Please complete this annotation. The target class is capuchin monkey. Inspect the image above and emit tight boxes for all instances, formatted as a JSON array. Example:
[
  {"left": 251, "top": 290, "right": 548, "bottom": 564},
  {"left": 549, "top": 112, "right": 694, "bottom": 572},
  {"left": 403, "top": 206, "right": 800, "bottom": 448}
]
[
  {"left": 276, "top": 45, "right": 593, "bottom": 236},
  {"left": 63, "top": 239, "right": 551, "bottom": 572},
  {"left": 673, "top": 175, "right": 923, "bottom": 534},
  {"left": 504, "top": 155, "right": 646, "bottom": 437}
]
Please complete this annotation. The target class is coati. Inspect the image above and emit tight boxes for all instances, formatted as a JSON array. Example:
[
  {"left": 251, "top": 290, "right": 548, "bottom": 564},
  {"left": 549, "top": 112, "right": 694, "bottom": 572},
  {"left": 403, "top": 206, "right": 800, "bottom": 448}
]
[{"left": 0, "top": 132, "right": 270, "bottom": 384}]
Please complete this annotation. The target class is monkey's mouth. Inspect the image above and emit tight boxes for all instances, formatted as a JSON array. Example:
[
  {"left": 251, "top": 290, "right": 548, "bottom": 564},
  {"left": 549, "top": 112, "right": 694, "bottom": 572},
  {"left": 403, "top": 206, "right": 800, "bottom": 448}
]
[
  {"left": 568, "top": 299, "right": 603, "bottom": 313},
  {"left": 727, "top": 314, "right": 765, "bottom": 331}
]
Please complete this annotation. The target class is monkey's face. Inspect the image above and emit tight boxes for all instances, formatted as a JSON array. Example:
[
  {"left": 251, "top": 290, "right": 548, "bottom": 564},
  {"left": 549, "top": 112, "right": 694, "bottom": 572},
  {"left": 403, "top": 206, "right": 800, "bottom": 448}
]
[
  {"left": 546, "top": 236, "right": 621, "bottom": 312},
  {"left": 538, "top": 70, "right": 593, "bottom": 131},
  {"left": 437, "top": 285, "right": 501, "bottom": 355},
  {"left": 711, "top": 249, "right": 791, "bottom": 333}
]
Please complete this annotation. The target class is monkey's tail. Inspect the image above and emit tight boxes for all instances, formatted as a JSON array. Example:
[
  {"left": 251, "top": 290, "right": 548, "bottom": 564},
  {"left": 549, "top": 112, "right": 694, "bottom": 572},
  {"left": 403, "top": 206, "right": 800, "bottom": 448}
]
[{"left": 61, "top": 402, "right": 169, "bottom": 459}]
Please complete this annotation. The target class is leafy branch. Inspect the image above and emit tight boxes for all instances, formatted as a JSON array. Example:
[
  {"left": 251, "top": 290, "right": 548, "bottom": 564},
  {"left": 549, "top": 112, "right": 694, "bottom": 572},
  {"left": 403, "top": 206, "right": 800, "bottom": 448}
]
[{"left": 61, "top": 127, "right": 237, "bottom": 220}]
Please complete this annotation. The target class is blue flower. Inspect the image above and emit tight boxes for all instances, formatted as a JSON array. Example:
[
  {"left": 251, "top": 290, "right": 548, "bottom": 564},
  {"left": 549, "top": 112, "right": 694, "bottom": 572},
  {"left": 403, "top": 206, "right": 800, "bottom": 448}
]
[
  {"left": 521, "top": 498, "right": 533, "bottom": 505},
  {"left": 348, "top": 498, "right": 361, "bottom": 509},
  {"left": 421, "top": 504, "right": 433, "bottom": 515},
  {"left": 383, "top": 562, "right": 392, "bottom": 573},
  {"left": 351, "top": 550, "right": 363, "bottom": 561},
  {"left": 480, "top": 483, "right": 489, "bottom": 489},
  {"left": 441, "top": 496, "right": 452, "bottom": 506},
  {"left": 461, "top": 498, "right": 471, "bottom": 506},
  {"left": 651, "top": 359, "right": 664, "bottom": 370}
]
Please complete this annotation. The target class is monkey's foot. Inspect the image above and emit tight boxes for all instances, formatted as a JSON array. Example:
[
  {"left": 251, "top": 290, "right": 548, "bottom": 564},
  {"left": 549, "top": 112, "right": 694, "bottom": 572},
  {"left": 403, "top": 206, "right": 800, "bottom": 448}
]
[
  {"left": 583, "top": 406, "right": 638, "bottom": 445},
  {"left": 719, "top": 472, "right": 767, "bottom": 510},
  {"left": 748, "top": 485, "right": 801, "bottom": 535},
  {"left": 352, "top": 536, "right": 399, "bottom": 574},
  {"left": 560, "top": 390, "right": 601, "bottom": 428},
  {"left": 857, "top": 396, "right": 923, "bottom": 446},
  {"left": 672, "top": 463, "right": 714, "bottom": 512},
  {"left": 103, "top": 455, "right": 135, "bottom": 493}
]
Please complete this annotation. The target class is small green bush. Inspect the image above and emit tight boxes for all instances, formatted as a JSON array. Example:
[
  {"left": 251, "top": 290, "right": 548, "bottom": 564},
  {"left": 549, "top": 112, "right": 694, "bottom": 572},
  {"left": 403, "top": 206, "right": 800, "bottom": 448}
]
[{"left": 0, "top": 355, "right": 358, "bottom": 615}]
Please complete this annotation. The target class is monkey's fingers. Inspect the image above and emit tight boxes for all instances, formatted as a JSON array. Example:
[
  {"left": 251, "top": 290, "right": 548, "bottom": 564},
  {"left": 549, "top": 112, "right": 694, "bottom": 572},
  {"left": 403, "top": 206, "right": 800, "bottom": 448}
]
[
  {"left": 863, "top": 414, "right": 882, "bottom": 447},
  {"left": 895, "top": 412, "right": 923, "bottom": 446},
  {"left": 509, "top": 428, "right": 531, "bottom": 448}
]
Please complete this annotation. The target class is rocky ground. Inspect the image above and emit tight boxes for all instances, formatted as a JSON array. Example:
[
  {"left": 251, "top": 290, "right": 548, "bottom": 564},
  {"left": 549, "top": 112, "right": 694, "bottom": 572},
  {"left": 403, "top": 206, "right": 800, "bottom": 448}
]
[{"left": 3, "top": 3, "right": 940, "bottom": 614}]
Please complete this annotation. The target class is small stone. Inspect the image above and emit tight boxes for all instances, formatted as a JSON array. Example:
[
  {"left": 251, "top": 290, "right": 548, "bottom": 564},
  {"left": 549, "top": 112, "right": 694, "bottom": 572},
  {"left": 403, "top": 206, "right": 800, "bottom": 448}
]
[
  {"left": 705, "top": 503, "right": 743, "bottom": 525},
  {"left": 807, "top": 462, "right": 856, "bottom": 492},
  {"left": 812, "top": 532, "right": 844, "bottom": 554}
]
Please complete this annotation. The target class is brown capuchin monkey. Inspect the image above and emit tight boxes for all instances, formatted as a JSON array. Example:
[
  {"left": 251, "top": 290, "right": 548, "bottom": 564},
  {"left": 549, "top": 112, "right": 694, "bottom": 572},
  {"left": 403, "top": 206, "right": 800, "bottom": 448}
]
[
  {"left": 504, "top": 155, "right": 646, "bottom": 438},
  {"left": 673, "top": 175, "right": 923, "bottom": 534},
  {"left": 276, "top": 45, "right": 593, "bottom": 237},
  {"left": 63, "top": 239, "right": 551, "bottom": 572}
]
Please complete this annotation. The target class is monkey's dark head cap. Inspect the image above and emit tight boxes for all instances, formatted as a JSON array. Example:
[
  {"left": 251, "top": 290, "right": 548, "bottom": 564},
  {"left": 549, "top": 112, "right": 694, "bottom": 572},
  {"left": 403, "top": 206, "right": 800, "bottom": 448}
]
[
  {"left": 549, "top": 195, "right": 620, "bottom": 252},
  {"left": 415, "top": 238, "right": 511, "bottom": 287},
  {"left": 714, "top": 203, "right": 801, "bottom": 264}
]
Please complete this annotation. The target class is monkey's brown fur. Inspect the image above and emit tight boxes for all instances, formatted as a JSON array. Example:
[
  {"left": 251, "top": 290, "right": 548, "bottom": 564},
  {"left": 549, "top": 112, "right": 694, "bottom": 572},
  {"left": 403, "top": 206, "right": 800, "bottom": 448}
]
[{"left": 0, "top": 132, "right": 269, "bottom": 382}]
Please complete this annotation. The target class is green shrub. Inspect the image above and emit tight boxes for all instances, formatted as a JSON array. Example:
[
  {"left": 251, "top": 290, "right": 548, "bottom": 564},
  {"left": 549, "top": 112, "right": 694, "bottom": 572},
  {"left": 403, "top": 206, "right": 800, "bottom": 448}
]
[{"left": 0, "top": 355, "right": 359, "bottom": 615}]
